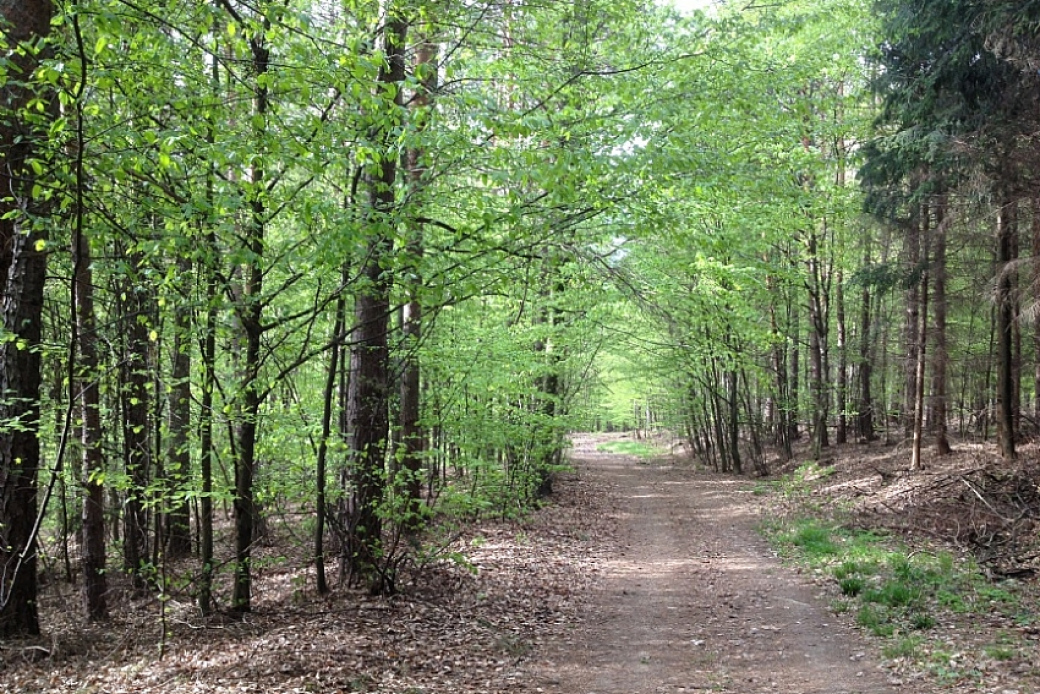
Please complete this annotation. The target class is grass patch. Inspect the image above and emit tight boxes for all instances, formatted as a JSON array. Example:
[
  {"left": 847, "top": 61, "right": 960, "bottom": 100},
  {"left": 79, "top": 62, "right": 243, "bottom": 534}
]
[
  {"left": 595, "top": 440, "right": 660, "bottom": 458},
  {"left": 758, "top": 466, "right": 1040, "bottom": 669},
  {"left": 882, "top": 635, "right": 923, "bottom": 659}
]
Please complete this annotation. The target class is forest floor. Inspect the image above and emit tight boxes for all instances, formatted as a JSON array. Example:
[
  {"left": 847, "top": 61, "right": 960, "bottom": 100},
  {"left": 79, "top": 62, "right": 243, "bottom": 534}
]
[{"left": 3, "top": 433, "right": 1039, "bottom": 693}]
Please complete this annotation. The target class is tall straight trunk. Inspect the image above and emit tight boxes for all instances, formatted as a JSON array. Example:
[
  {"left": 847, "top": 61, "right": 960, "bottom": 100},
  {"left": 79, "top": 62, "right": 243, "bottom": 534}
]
[
  {"left": 231, "top": 20, "right": 271, "bottom": 615},
  {"left": 119, "top": 248, "right": 153, "bottom": 589},
  {"left": 315, "top": 276, "right": 347, "bottom": 595},
  {"left": 345, "top": 14, "right": 407, "bottom": 593},
  {"left": 932, "top": 195, "right": 951, "bottom": 455},
  {"left": 904, "top": 211, "right": 922, "bottom": 438},
  {"left": 398, "top": 32, "right": 437, "bottom": 532},
  {"left": 66, "top": 36, "right": 108, "bottom": 620},
  {"left": 726, "top": 369, "right": 742, "bottom": 475},
  {"left": 836, "top": 268, "right": 848, "bottom": 444},
  {"left": 1032, "top": 197, "right": 1040, "bottom": 421},
  {"left": 858, "top": 228, "right": 875, "bottom": 441},
  {"left": 770, "top": 294, "right": 792, "bottom": 460},
  {"left": 0, "top": 0, "right": 53, "bottom": 639},
  {"left": 806, "top": 229, "right": 829, "bottom": 455},
  {"left": 165, "top": 254, "right": 192, "bottom": 558},
  {"left": 1010, "top": 205, "right": 1022, "bottom": 435},
  {"left": 199, "top": 254, "right": 218, "bottom": 613},
  {"left": 996, "top": 196, "right": 1017, "bottom": 460},
  {"left": 74, "top": 228, "right": 108, "bottom": 621},
  {"left": 197, "top": 24, "right": 221, "bottom": 615},
  {"left": 788, "top": 306, "right": 800, "bottom": 443},
  {"left": 911, "top": 268, "right": 929, "bottom": 471}
]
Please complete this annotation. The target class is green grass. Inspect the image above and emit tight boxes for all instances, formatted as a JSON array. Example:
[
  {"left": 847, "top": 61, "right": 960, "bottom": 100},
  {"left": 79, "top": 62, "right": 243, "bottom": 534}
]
[
  {"left": 759, "top": 476, "right": 1039, "bottom": 668},
  {"left": 882, "top": 635, "right": 923, "bottom": 659},
  {"left": 595, "top": 439, "right": 660, "bottom": 458}
]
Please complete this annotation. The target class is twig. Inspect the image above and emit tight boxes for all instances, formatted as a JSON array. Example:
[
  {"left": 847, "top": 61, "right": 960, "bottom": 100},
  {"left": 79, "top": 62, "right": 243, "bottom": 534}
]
[{"left": 961, "top": 477, "right": 1012, "bottom": 523}]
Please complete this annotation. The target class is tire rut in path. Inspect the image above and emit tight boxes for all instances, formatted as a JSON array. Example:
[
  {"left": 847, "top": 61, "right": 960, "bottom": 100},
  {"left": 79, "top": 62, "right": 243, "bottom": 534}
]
[{"left": 529, "top": 437, "right": 899, "bottom": 694}]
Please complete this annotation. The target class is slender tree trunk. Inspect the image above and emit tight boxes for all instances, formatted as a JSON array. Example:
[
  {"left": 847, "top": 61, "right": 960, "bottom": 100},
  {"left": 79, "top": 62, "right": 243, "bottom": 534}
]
[
  {"left": 858, "top": 229, "right": 875, "bottom": 441},
  {"left": 904, "top": 211, "right": 922, "bottom": 439},
  {"left": 996, "top": 196, "right": 1017, "bottom": 460},
  {"left": 165, "top": 254, "right": 192, "bottom": 558},
  {"left": 806, "top": 229, "right": 829, "bottom": 455},
  {"left": 119, "top": 247, "right": 153, "bottom": 590},
  {"left": 398, "top": 32, "right": 437, "bottom": 532},
  {"left": 1032, "top": 197, "right": 1040, "bottom": 422},
  {"left": 197, "top": 23, "right": 222, "bottom": 614},
  {"left": 1010, "top": 203, "right": 1022, "bottom": 435},
  {"left": 315, "top": 276, "right": 347, "bottom": 595},
  {"left": 911, "top": 268, "right": 929, "bottom": 471},
  {"left": 788, "top": 305, "right": 800, "bottom": 443},
  {"left": 727, "top": 368, "right": 742, "bottom": 475},
  {"left": 836, "top": 267, "right": 848, "bottom": 444},
  {"left": 231, "top": 21, "right": 271, "bottom": 615},
  {"left": 74, "top": 228, "right": 108, "bottom": 620},
  {"left": 932, "top": 194, "right": 951, "bottom": 455}
]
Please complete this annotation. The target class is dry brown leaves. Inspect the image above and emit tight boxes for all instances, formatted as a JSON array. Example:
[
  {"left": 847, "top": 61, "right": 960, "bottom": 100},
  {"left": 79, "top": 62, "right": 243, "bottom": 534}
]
[
  {"left": 767, "top": 437, "right": 1040, "bottom": 694},
  {"left": 0, "top": 469, "right": 616, "bottom": 694}
]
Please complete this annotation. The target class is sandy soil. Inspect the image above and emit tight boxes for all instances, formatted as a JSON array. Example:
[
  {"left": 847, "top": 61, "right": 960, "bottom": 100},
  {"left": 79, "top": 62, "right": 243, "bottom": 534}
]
[{"left": 528, "top": 435, "right": 900, "bottom": 694}]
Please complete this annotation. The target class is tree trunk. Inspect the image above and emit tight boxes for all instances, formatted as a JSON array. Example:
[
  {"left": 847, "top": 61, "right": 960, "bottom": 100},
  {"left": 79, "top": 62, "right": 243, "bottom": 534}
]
[
  {"left": 345, "top": 14, "right": 407, "bottom": 593},
  {"left": 119, "top": 248, "right": 153, "bottom": 590},
  {"left": 398, "top": 32, "right": 437, "bottom": 533},
  {"left": 315, "top": 277, "right": 347, "bottom": 595},
  {"left": 836, "top": 267, "right": 848, "bottom": 444},
  {"left": 231, "top": 21, "right": 271, "bottom": 615},
  {"left": 903, "top": 211, "right": 922, "bottom": 439},
  {"left": 996, "top": 196, "right": 1017, "bottom": 460},
  {"left": 1033, "top": 197, "right": 1040, "bottom": 423},
  {"left": 911, "top": 262, "right": 929, "bottom": 471},
  {"left": 74, "top": 228, "right": 108, "bottom": 621},
  {"left": 806, "top": 229, "right": 829, "bottom": 455},
  {"left": 165, "top": 254, "right": 192, "bottom": 558},
  {"left": 932, "top": 195, "right": 952, "bottom": 455},
  {"left": 0, "top": 0, "right": 53, "bottom": 640},
  {"left": 857, "top": 229, "right": 876, "bottom": 442}
]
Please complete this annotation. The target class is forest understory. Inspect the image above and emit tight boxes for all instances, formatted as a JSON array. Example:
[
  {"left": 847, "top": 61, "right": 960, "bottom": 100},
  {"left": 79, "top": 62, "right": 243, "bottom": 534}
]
[{"left": 3, "top": 433, "right": 1039, "bottom": 693}]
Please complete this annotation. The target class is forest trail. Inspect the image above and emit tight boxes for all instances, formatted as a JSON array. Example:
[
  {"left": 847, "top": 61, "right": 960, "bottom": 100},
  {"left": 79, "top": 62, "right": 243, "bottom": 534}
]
[{"left": 528, "top": 435, "right": 899, "bottom": 694}]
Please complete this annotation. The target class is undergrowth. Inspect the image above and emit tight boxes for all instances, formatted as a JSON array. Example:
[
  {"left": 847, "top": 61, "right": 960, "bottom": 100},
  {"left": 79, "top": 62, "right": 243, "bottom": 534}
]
[{"left": 759, "top": 462, "right": 1037, "bottom": 678}]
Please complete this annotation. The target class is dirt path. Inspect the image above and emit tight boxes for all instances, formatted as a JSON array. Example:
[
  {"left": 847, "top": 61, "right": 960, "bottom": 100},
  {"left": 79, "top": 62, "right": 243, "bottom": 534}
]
[{"left": 528, "top": 436, "right": 899, "bottom": 694}]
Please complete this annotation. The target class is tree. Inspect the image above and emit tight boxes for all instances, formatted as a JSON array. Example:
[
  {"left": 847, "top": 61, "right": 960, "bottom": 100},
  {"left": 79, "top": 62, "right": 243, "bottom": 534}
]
[
  {"left": 343, "top": 9, "right": 407, "bottom": 594},
  {"left": 0, "top": 0, "right": 54, "bottom": 638}
]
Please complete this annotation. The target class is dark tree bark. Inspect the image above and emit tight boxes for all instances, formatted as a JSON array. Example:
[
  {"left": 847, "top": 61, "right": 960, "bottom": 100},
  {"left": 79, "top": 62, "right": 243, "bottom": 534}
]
[
  {"left": 1032, "top": 197, "right": 1040, "bottom": 422},
  {"left": 806, "top": 228, "right": 829, "bottom": 455},
  {"left": 345, "top": 14, "right": 407, "bottom": 593},
  {"left": 0, "top": 0, "right": 53, "bottom": 638},
  {"left": 911, "top": 207, "right": 930, "bottom": 471},
  {"left": 903, "top": 210, "right": 922, "bottom": 439},
  {"left": 931, "top": 195, "right": 952, "bottom": 455},
  {"left": 119, "top": 248, "right": 153, "bottom": 590},
  {"left": 164, "top": 255, "right": 192, "bottom": 558},
  {"left": 231, "top": 19, "right": 270, "bottom": 615},
  {"left": 996, "top": 196, "right": 1017, "bottom": 460},
  {"left": 857, "top": 229, "right": 876, "bottom": 442},
  {"left": 836, "top": 267, "right": 848, "bottom": 445},
  {"left": 74, "top": 229, "right": 108, "bottom": 621}
]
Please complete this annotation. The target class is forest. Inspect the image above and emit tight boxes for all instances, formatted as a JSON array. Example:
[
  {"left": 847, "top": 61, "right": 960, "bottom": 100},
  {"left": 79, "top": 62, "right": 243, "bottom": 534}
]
[{"left": 1, "top": 0, "right": 1039, "bottom": 663}]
